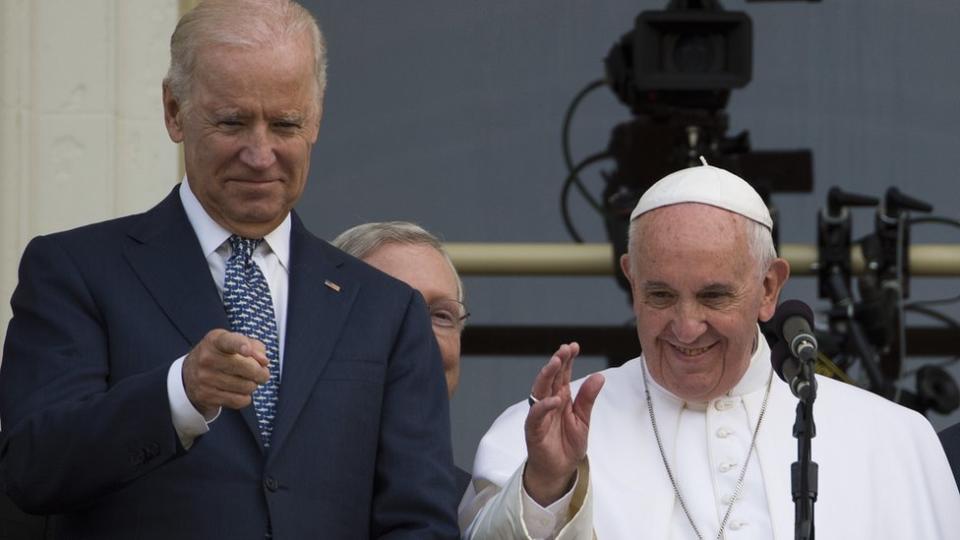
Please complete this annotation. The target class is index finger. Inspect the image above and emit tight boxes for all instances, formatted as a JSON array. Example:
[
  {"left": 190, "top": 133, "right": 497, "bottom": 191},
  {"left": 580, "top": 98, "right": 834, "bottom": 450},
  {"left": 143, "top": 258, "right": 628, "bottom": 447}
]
[{"left": 531, "top": 342, "right": 578, "bottom": 401}]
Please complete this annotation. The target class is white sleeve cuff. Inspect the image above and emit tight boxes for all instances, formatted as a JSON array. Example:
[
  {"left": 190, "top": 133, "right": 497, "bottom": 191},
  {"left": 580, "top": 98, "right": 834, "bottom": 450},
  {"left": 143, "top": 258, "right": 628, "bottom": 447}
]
[
  {"left": 521, "top": 470, "right": 578, "bottom": 539},
  {"left": 167, "top": 355, "right": 219, "bottom": 449}
]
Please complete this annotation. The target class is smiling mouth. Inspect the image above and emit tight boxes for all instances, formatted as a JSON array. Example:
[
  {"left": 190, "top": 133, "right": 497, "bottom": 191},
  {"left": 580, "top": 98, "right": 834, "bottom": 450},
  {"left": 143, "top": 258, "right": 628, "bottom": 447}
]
[
  {"left": 230, "top": 178, "right": 278, "bottom": 183},
  {"left": 669, "top": 343, "right": 717, "bottom": 357}
]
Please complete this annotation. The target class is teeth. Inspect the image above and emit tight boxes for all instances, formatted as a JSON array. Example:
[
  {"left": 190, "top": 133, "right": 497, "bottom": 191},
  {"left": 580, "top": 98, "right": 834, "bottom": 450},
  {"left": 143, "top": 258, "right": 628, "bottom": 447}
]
[{"left": 674, "top": 344, "right": 711, "bottom": 356}]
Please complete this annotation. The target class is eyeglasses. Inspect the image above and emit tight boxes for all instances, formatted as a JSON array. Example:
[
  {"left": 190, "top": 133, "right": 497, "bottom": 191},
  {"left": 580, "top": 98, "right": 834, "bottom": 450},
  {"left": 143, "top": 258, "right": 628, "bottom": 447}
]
[{"left": 428, "top": 299, "right": 469, "bottom": 332}]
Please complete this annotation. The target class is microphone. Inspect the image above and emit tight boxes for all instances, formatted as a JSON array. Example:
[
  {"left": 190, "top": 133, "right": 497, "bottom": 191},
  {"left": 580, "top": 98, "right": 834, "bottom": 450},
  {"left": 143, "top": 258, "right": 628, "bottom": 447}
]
[
  {"left": 769, "top": 300, "right": 819, "bottom": 402},
  {"left": 770, "top": 300, "right": 818, "bottom": 363}
]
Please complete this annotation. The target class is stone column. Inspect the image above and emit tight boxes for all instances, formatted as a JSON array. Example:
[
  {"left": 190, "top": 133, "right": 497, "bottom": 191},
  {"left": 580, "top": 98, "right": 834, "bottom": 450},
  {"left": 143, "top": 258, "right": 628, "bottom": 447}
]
[{"left": 0, "top": 0, "right": 181, "bottom": 349}]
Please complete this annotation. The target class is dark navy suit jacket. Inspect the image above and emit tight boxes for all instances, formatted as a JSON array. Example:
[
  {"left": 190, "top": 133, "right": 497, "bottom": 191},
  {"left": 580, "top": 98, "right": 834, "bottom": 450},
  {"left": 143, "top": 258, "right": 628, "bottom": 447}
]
[
  {"left": 939, "top": 422, "right": 960, "bottom": 491},
  {"left": 0, "top": 188, "right": 459, "bottom": 539}
]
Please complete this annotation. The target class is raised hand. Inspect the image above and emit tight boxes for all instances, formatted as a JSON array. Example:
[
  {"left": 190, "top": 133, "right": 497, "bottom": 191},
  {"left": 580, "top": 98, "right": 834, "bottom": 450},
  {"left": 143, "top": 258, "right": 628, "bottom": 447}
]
[
  {"left": 182, "top": 329, "right": 271, "bottom": 417},
  {"left": 522, "top": 342, "right": 605, "bottom": 506}
]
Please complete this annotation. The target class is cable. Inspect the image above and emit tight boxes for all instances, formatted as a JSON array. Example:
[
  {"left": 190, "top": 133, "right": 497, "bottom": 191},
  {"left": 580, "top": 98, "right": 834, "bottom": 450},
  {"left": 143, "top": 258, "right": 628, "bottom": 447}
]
[
  {"left": 908, "top": 216, "right": 960, "bottom": 229},
  {"left": 895, "top": 200, "right": 960, "bottom": 374},
  {"left": 905, "top": 215, "right": 960, "bottom": 307},
  {"left": 561, "top": 79, "right": 608, "bottom": 213},
  {"left": 903, "top": 305, "right": 960, "bottom": 329},
  {"left": 907, "top": 293, "right": 960, "bottom": 308},
  {"left": 561, "top": 152, "right": 613, "bottom": 243}
]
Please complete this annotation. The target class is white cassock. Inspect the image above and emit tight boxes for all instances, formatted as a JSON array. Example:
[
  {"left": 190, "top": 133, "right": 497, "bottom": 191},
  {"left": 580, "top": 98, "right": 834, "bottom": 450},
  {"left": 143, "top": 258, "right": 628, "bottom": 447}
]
[{"left": 460, "top": 329, "right": 960, "bottom": 539}]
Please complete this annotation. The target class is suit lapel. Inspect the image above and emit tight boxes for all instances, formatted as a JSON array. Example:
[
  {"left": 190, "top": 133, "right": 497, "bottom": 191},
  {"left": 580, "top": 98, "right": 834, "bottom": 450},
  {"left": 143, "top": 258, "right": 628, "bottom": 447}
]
[
  {"left": 122, "top": 188, "right": 228, "bottom": 348},
  {"left": 267, "top": 214, "right": 358, "bottom": 456},
  {"left": 122, "top": 187, "right": 262, "bottom": 447}
]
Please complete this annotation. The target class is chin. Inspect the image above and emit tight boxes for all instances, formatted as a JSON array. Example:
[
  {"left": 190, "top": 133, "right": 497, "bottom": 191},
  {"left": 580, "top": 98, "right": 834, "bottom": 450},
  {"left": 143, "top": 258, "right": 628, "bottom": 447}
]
[
  {"left": 665, "top": 370, "right": 727, "bottom": 400},
  {"left": 227, "top": 199, "right": 287, "bottom": 221}
]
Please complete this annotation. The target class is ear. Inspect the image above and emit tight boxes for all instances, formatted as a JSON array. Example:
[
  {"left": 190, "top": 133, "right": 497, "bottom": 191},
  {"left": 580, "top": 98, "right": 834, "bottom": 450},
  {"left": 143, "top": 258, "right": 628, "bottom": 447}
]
[
  {"left": 758, "top": 258, "right": 790, "bottom": 322},
  {"left": 162, "top": 82, "right": 185, "bottom": 143},
  {"left": 619, "top": 253, "right": 634, "bottom": 288}
]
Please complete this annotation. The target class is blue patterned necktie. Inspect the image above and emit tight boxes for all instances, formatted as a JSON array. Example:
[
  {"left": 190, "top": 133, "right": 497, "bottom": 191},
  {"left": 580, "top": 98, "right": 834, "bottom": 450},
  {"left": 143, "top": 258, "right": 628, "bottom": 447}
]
[{"left": 223, "top": 235, "right": 281, "bottom": 448}]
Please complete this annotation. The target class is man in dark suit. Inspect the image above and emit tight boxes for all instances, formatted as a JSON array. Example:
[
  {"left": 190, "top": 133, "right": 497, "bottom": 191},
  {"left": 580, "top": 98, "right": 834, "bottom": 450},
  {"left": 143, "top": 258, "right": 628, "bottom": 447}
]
[
  {"left": 939, "top": 422, "right": 960, "bottom": 489},
  {"left": 332, "top": 221, "right": 472, "bottom": 497},
  {"left": 0, "top": 1, "right": 458, "bottom": 538}
]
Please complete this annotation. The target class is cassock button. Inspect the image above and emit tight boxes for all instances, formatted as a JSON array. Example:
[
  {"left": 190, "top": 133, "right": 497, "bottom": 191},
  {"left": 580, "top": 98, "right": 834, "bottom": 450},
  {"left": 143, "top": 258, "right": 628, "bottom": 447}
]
[
  {"left": 719, "top": 462, "right": 737, "bottom": 473},
  {"left": 714, "top": 400, "right": 733, "bottom": 411}
]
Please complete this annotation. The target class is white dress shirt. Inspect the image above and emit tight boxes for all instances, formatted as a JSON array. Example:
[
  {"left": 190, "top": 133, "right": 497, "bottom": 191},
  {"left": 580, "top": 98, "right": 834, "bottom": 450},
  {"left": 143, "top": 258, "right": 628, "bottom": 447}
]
[{"left": 166, "top": 178, "right": 291, "bottom": 448}]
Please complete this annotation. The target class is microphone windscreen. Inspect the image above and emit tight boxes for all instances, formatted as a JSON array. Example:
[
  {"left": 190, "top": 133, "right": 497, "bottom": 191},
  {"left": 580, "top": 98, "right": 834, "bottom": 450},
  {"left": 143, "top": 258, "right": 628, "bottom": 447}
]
[
  {"left": 770, "top": 340, "right": 790, "bottom": 382},
  {"left": 769, "top": 299, "right": 815, "bottom": 342}
]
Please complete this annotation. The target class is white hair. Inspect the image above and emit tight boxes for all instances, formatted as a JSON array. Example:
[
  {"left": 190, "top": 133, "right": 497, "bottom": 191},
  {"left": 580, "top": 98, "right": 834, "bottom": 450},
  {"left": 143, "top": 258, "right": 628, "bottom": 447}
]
[
  {"left": 165, "top": 0, "right": 327, "bottom": 108},
  {"left": 332, "top": 221, "right": 464, "bottom": 303},
  {"left": 745, "top": 217, "right": 778, "bottom": 280}
]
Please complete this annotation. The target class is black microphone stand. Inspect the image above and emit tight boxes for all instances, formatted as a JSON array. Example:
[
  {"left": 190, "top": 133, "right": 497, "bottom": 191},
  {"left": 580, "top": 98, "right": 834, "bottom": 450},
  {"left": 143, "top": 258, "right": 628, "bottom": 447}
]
[{"left": 789, "top": 346, "right": 818, "bottom": 540}]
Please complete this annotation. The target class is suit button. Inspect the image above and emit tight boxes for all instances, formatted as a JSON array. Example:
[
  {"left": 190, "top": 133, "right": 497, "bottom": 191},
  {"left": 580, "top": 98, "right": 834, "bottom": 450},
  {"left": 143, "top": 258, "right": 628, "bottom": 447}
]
[{"left": 264, "top": 477, "right": 279, "bottom": 492}]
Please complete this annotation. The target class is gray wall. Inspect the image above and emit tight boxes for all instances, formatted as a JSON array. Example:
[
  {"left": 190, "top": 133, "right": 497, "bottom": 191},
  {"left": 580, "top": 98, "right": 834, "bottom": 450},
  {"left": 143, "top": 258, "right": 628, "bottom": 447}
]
[{"left": 297, "top": 0, "right": 960, "bottom": 470}]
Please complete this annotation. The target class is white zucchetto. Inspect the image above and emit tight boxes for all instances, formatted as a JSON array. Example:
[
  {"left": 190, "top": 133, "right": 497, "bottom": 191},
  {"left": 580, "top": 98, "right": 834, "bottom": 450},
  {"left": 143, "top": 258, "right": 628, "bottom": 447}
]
[{"left": 629, "top": 161, "right": 773, "bottom": 230}]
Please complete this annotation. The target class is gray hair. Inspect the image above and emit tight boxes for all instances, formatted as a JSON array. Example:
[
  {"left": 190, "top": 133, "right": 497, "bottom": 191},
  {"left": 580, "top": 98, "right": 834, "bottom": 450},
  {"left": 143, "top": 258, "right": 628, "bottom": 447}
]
[
  {"left": 332, "top": 221, "right": 464, "bottom": 302},
  {"left": 744, "top": 218, "right": 778, "bottom": 279},
  {"left": 628, "top": 209, "right": 778, "bottom": 281},
  {"left": 165, "top": 0, "right": 327, "bottom": 108}
]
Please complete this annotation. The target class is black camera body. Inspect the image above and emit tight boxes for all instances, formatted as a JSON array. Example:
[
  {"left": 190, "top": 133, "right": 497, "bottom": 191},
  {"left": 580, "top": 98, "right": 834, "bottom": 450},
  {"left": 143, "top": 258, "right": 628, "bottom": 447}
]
[{"left": 602, "top": 0, "right": 812, "bottom": 293}]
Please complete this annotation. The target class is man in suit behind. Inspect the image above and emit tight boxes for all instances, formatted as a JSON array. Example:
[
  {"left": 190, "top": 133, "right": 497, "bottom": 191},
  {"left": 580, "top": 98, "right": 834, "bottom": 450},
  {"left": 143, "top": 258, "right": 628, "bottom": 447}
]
[
  {"left": 0, "top": 1, "right": 458, "bottom": 538},
  {"left": 939, "top": 422, "right": 960, "bottom": 489},
  {"left": 333, "top": 221, "right": 472, "bottom": 496}
]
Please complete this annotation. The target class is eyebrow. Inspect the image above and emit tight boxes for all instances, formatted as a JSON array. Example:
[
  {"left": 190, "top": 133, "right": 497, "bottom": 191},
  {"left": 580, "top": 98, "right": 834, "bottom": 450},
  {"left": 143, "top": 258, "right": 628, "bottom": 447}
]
[
  {"left": 642, "top": 281, "right": 675, "bottom": 292},
  {"left": 210, "top": 109, "right": 306, "bottom": 122},
  {"left": 697, "top": 283, "right": 736, "bottom": 295},
  {"left": 641, "top": 281, "right": 735, "bottom": 294},
  {"left": 212, "top": 106, "right": 242, "bottom": 115},
  {"left": 274, "top": 112, "right": 306, "bottom": 123}
]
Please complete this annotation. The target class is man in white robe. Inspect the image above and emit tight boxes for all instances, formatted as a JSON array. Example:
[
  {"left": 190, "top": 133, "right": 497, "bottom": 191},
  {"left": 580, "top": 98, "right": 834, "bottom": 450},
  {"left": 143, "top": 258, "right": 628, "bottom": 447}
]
[{"left": 459, "top": 163, "right": 960, "bottom": 539}]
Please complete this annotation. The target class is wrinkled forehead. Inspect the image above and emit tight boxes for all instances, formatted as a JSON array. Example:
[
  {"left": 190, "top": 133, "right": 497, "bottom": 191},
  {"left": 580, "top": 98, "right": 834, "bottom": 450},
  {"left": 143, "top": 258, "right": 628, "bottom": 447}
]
[
  {"left": 194, "top": 33, "right": 315, "bottom": 78},
  {"left": 629, "top": 204, "right": 756, "bottom": 273}
]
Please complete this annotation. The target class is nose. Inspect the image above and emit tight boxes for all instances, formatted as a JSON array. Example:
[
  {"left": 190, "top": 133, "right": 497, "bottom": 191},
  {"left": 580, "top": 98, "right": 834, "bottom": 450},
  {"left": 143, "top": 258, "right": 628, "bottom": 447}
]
[
  {"left": 239, "top": 126, "right": 277, "bottom": 170},
  {"left": 670, "top": 301, "right": 708, "bottom": 344}
]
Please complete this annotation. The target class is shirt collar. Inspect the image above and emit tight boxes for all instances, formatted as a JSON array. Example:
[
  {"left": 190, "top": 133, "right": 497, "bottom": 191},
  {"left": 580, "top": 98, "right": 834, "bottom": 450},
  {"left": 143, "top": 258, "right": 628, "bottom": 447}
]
[
  {"left": 728, "top": 324, "right": 772, "bottom": 396},
  {"left": 179, "top": 177, "right": 291, "bottom": 269}
]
